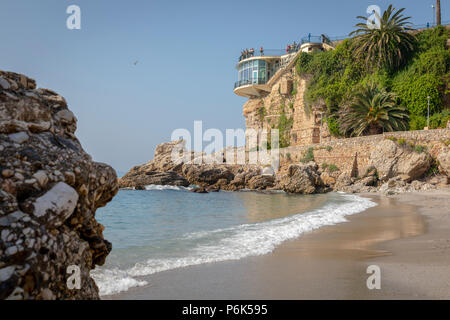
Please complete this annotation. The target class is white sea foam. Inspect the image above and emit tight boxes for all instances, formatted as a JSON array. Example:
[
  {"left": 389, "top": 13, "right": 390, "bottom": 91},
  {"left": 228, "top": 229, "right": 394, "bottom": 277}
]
[
  {"left": 92, "top": 193, "right": 376, "bottom": 296},
  {"left": 91, "top": 269, "right": 148, "bottom": 296},
  {"left": 144, "top": 185, "right": 193, "bottom": 191}
]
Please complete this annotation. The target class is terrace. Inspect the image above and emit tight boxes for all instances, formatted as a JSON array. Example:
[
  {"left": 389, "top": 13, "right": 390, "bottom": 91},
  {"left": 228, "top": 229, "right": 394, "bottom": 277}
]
[{"left": 234, "top": 35, "right": 341, "bottom": 98}]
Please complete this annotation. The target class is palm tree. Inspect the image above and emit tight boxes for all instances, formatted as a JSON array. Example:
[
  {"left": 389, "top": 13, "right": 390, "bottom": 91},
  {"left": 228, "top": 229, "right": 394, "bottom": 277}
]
[
  {"left": 349, "top": 4, "right": 416, "bottom": 70},
  {"left": 339, "top": 84, "right": 409, "bottom": 136}
]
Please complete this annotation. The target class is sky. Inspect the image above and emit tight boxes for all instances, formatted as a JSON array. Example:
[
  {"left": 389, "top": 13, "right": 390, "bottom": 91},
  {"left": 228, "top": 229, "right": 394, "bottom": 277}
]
[{"left": 0, "top": 0, "right": 446, "bottom": 172}]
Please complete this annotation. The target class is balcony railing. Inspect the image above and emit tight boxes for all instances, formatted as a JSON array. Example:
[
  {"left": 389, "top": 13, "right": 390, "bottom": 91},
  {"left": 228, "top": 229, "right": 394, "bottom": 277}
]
[
  {"left": 234, "top": 77, "right": 267, "bottom": 89},
  {"left": 238, "top": 49, "right": 286, "bottom": 62}
]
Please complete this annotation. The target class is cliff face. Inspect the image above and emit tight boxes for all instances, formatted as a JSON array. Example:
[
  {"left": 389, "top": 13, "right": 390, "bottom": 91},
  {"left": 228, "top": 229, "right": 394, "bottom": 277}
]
[
  {"left": 0, "top": 71, "right": 118, "bottom": 299},
  {"left": 243, "top": 65, "right": 333, "bottom": 148}
]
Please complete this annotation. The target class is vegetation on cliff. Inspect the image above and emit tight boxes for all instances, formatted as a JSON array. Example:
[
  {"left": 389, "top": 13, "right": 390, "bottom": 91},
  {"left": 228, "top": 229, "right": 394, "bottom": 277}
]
[
  {"left": 339, "top": 84, "right": 409, "bottom": 136},
  {"left": 349, "top": 5, "right": 416, "bottom": 71},
  {"left": 296, "top": 4, "right": 449, "bottom": 136}
]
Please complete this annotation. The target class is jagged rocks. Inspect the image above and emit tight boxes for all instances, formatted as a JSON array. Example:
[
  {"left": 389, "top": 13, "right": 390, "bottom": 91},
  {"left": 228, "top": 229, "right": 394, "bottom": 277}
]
[
  {"left": 396, "top": 152, "right": 431, "bottom": 182},
  {"left": 368, "top": 139, "right": 431, "bottom": 182},
  {"left": 246, "top": 175, "right": 275, "bottom": 190},
  {"left": 118, "top": 140, "right": 192, "bottom": 188},
  {"left": 320, "top": 172, "right": 336, "bottom": 187},
  {"left": 0, "top": 71, "right": 118, "bottom": 300},
  {"left": 437, "top": 147, "right": 450, "bottom": 176},
  {"left": 190, "top": 187, "right": 208, "bottom": 193},
  {"left": 278, "top": 163, "right": 323, "bottom": 194},
  {"left": 120, "top": 171, "right": 189, "bottom": 188},
  {"left": 378, "top": 176, "right": 436, "bottom": 195},
  {"left": 181, "top": 164, "right": 234, "bottom": 186}
]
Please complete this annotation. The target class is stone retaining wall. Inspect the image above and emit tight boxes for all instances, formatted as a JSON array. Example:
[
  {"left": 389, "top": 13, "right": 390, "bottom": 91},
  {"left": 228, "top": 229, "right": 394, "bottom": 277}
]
[{"left": 279, "top": 129, "right": 450, "bottom": 175}]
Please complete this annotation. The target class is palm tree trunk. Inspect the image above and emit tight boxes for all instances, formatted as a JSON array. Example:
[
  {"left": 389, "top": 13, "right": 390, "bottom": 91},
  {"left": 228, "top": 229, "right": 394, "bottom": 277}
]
[
  {"left": 368, "top": 124, "right": 380, "bottom": 136},
  {"left": 437, "top": 0, "right": 441, "bottom": 25}
]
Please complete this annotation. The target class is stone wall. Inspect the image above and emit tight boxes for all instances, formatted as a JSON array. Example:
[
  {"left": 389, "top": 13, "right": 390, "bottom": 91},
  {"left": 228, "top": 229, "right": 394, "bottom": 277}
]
[{"left": 279, "top": 129, "right": 450, "bottom": 176}]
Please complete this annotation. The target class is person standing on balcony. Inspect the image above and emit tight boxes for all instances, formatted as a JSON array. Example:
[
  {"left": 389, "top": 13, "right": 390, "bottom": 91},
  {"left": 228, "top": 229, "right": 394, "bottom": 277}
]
[{"left": 260, "top": 47, "right": 264, "bottom": 56}]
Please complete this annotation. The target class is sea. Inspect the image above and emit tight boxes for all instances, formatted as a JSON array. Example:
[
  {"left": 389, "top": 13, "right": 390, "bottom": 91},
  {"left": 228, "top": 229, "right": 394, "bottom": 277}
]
[{"left": 90, "top": 183, "right": 377, "bottom": 296}]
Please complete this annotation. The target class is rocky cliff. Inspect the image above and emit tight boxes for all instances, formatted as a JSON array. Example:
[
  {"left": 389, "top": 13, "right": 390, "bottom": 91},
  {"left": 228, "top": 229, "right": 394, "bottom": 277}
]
[
  {"left": 243, "top": 65, "right": 333, "bottom": 148},
  {"left": 0, "top": 71, "right": 118, "bottom": 299},
  {"left": 120, "top": 133, "right": 449, "bottom": 196}
]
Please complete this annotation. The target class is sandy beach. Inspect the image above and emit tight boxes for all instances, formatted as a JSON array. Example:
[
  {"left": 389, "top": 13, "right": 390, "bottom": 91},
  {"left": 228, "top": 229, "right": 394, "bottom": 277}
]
[{"left": 104, "top": 188, "right": 450, "bottom": 300}]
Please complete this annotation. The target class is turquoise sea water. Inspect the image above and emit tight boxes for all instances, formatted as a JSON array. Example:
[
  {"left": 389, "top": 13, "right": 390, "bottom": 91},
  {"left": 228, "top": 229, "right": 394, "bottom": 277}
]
[{"left": 91, "top": 187, "right": 376, "bottom": 296}]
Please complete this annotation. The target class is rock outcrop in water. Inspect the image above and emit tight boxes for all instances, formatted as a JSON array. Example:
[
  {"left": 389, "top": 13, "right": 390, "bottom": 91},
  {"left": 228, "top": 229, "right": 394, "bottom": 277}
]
[
  {"left": 278, "top": 163, "right": 324, "bottom": 194},
  {"left": 119, "top": 140, "right": 271, "bottom": 191},
  {"left": 0, "top": 71, "right": 118, "bottom": 300},
  {"left": 119, "top": 140, "right": 189, "bottom": 188},
  {"left": 120, "top": 136, "right": 449, "bottom": 196}
]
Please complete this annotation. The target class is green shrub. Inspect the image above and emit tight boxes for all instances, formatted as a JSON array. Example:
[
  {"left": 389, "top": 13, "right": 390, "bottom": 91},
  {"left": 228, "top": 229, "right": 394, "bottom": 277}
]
[
  {"left": 328, "top": 164, "right": 339, "bottom": 172},
  {"left": 286, "top": 153, "right": 291, "bottom": 160},
  {"left": 429, "top": 109, "right": 450, "bottom": 129},
  {"left": 295, "top": 25, "right": 449, "bottom": 134},
  {"left": 392, "top": 73, "right": 444, "bottom": 117},
  {"left": 291, "top": 81, "right": 298, "bottom": 96},
  {"left": 321, "top": 162, "right": 328, "bottom": 170},
  {"left": 427, "top": 163, "right": 439, "bottom": 176},
  {"left": 410, "top": 46, "right": 450, "bottom": 76},
  {"left": 300, "top": 147, "right": 315, "bottom": 163},
  {"left": 409, "top": 110, "right": 450, "bottom": 130},
  {"left": 258, "top": 106, "right": 266, "bottom": 122},
  {"left": 409, "top": 114, "right": 427, "bottom": 130},
  {"left": 416, "top": 25, "right": 449, "bottom": 52},
  {"left": 327, "top": 116, "right": 342, "bottom": 137},
  {"left": 278, "top": 111, "right": 294, "bottom": 148},
  {"left": 385, "top": 136, "right": 397, "bottom": 142},
  {"left": 413, "top": 144, "right": 427, "bottom": 154},
  {"left": 397, "top": 138, "right": 406, "bottom": 146}
]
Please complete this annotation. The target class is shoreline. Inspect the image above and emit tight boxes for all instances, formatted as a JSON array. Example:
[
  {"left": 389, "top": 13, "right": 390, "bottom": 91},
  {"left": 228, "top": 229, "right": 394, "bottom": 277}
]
[{"left": 103, "top": 188, "right": 450, "bottom": 299}]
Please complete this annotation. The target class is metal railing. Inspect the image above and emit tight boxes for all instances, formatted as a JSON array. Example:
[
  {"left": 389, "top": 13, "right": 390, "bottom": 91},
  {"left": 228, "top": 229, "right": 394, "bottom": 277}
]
[
  {"left": 410, "top": 20, "right": 450, "bottom": 30},
  {"left": 300, "top": 35, "right": 324, "bottom": 44},
  {"left": 238, "top": 49, "right": 286, "bottom": 62},
  {"left": 234, "top": 77, "right": 267, "bottom": 89},
  {"left": 236, "top": 22, "right": 449, "bottom": 62},
  {"left": 300, "top": 34, "right": 348, "bottom": 44}
]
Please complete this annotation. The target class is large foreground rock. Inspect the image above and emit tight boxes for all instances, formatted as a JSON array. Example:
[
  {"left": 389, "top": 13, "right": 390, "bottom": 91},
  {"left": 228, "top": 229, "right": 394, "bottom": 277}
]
[
  {"left": 278, "top": 163, "right": 323, "bottom": 194},
  {"left": 369, "top": 139, "right": 431, "bottom": 182},
  {"left": 0, "top": 71, "right": 118, "bottom": 300}
]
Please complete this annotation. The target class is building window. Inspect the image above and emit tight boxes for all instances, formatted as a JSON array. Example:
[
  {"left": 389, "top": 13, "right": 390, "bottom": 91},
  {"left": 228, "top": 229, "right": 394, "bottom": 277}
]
[{"left": 237, "top": 59, "right": 267, "bottom": 85}]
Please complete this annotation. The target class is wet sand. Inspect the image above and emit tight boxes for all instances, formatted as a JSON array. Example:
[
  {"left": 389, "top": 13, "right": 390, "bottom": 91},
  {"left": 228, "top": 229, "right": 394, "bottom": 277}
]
[{"left": 105, "top": 188, "right": 450, "bottom": 300}]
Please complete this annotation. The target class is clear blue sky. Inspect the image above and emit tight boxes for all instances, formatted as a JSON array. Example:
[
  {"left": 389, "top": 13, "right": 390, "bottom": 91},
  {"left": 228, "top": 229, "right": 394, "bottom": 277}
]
[{"left": 0, "top": 0, "right": 445, "bottom": 172}]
